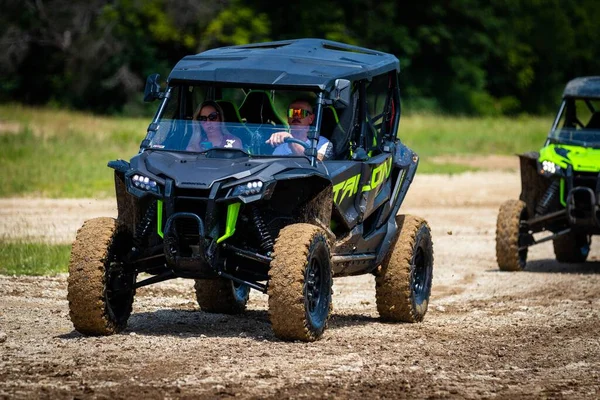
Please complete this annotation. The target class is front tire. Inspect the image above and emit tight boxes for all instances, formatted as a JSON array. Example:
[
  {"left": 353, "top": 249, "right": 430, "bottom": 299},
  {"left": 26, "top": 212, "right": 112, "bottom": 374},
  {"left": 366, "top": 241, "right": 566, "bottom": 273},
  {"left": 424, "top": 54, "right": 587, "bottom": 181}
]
[
  {"left": 496, "top": 200, "right": 528, "bottom": 271},
  {"left": 553, "top": 232, "right": 590, "bottom": 263},
  {"left": 268, "top": 224, "right": 332, "bottom": 342},
  {"left": 67, "top": 217, "right": 136, "bottom": 335},
  {"left": 376, "top": 215, "right": 434, "bottom": 322},
  {"left": 194, "top": 279, "right": 250, "bottom": 314}
]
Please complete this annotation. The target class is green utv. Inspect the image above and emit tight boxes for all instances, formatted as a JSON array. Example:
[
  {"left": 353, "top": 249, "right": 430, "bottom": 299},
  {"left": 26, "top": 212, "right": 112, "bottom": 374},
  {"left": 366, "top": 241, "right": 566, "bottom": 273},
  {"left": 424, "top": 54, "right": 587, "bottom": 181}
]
[
  {"left": 496, "top": 76, "right": 600, "bottom": 271},
  {"left": 67, "top": 39, "right": 434, "bottom": 341}
]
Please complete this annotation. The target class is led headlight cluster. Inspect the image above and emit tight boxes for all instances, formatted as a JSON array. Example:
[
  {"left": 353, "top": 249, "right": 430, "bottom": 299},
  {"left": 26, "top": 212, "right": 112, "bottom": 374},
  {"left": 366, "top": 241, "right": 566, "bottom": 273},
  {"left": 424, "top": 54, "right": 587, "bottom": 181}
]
[
  {"left": 232, "top": 180, "right": 264, "bottom": 196},
  {"left": 132, "top": 174, "right": 158, "bottom": 191},
  {"left": 541, "top": 160, "right": 560, "bottom": 175}
]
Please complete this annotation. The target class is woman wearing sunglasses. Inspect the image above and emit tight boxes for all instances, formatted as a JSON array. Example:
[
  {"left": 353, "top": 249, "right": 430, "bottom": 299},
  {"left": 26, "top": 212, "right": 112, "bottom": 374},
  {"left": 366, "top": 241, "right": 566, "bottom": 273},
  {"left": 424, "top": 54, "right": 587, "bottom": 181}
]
[
  {"left": 187, "top": 100, "right": 243, "bottom": 151},
  {"left": 265, "top": 99, "right": 332, "bottom": 161}
]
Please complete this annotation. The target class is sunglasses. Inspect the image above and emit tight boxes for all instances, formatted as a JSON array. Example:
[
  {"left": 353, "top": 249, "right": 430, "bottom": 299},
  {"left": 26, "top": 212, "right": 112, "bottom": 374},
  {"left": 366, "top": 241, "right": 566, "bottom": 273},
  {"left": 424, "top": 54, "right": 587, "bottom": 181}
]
[
  {"left": 196, "top": 111, "right": 220, "bottom": 121},
  {"left": 287, "top": 108, "right": 312, "bottom": 119}
]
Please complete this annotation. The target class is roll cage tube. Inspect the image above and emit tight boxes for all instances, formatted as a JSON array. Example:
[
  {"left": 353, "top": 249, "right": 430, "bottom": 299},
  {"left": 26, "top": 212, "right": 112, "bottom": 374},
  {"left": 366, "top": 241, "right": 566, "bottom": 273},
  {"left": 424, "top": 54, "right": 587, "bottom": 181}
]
[
  {"left": 141, "top": 86, "right": 173, "bottom": 150},
  {"left": 308, "top": 92, "right": 326, "bottom": 166}
]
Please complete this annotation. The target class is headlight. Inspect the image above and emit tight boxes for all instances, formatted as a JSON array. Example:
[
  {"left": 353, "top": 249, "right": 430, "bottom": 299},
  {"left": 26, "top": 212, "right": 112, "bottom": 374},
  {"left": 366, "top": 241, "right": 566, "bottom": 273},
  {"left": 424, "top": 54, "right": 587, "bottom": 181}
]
[
  {"left": 131, "top": 174, "right": 160, "bottom": 193},
  {"left": 541, "top": 160, "right": 557, "bottom": 174},
  {"left": 232, "top": 180, "right": 264, "bottom": 197}
]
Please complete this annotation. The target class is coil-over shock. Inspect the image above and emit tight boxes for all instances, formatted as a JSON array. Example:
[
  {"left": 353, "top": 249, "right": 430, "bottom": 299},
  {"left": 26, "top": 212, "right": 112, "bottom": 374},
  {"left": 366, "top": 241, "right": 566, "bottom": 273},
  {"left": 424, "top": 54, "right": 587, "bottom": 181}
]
[
  {"left": 133, "top": 200, "right": 157, "bottom": 249},
  {"left": 535, "top": 180, "right": 560, "bottom": 215},
  {"left": 251, "top": 206, "right": 274, "bottom": 253}
]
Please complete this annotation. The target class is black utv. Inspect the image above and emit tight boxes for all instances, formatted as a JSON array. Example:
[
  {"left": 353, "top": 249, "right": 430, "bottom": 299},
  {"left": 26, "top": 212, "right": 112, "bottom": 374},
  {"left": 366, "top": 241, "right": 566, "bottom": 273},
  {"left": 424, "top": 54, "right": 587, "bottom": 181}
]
[
  {"left": 67, "top": 39, "right": 434, "bottom": 341},
  {"left": 496, "top": 76, "right": 600, "bottom": 271}
]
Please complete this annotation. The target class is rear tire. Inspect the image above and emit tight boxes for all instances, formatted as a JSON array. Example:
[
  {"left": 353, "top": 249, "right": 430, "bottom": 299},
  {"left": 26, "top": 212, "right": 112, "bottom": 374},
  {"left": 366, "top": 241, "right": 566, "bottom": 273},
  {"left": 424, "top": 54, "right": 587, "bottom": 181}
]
[
  {"left": 67, "top": 217, "right": 136, "bottom": 335},
  {"left": 553, "top": 233, "right": 590, "bottom": 263},
  {"left": 268, "top": 224, "right": 332, "bottom": 342},
  {"left": 496, "top": 200, "right": 528, "bottom": 271},
  {"left": 194, "top": 278, "right": 250, "bottom": 314},
  {"left": 376, "top": 215, "right": 434, "bottom": 323}
]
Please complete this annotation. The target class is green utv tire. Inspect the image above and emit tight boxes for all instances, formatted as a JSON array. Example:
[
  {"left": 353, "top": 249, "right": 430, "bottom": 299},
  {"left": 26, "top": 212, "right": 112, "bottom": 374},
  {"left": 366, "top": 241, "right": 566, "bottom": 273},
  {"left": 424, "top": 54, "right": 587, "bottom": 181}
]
[
  {"left": 67, "top": 217, "right": 136, "bottom": 335},
  {"left": 496, "top": 200, "right": 528, "bottom": 271},
  {"left": 194, "top": 279, "right": 250, "bottom": 314},
  {"left": 553, "top": 233, "right": 591, "bottom": 263},
  {"left": 375, "top": 215, "right": 434, "bottom": 322},
  {"left": 268, "top": 224, "right": 332, "bottom": 342}
]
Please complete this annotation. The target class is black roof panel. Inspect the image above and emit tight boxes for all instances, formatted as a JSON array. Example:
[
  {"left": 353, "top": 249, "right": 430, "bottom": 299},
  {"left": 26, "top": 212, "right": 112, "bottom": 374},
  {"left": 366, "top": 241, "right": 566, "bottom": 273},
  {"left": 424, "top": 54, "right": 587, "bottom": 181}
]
[
  {"left": 563, "top": 76, "right": 600, "bottom": 98},
  {"left": 168, "top": 38, "right": 400, "bottom": 90}
]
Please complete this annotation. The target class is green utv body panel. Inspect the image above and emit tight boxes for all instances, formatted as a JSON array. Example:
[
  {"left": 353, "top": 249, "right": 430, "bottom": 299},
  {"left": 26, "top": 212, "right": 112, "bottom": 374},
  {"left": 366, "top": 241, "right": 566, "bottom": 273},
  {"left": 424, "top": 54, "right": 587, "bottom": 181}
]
[
  {"left": 539, "top": 144, "right": 600, "bottom": 172},
  {"left": 217, "top": 202, "right": 241, "bottom": 244}
]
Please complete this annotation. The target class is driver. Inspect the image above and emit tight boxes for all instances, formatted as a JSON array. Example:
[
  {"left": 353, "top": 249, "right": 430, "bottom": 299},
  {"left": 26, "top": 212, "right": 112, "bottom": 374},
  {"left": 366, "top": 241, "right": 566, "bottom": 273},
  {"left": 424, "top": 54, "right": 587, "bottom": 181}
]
[{"left": 265, "top": 99, "right": 333, "bottom": 160}]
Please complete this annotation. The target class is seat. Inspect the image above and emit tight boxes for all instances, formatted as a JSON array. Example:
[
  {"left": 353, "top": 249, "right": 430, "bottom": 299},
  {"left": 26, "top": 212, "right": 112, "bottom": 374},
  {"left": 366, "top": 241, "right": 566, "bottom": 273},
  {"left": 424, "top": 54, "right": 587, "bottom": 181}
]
[
  {"left": 586, "top": 111, "right": 600, "bottom": 129},
  {"left": 320, "top": 105, "right": 354, "bottom": 159},
  {"left": 238, "top": 91, "right": 287, "bottom": 126},
  {"left": 216, "top": 100, "right": 242, "bottom": 123}
]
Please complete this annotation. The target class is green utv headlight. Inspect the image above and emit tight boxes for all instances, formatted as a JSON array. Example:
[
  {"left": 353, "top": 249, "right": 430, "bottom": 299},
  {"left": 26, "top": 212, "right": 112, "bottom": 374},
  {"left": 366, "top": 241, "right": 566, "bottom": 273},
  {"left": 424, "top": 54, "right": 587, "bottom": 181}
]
[
  {"left": 232, "top": 180, "right": 264, "bottom": 197},
  {"left": 539, "top": 160, "right": 562, "bottom": 177}
]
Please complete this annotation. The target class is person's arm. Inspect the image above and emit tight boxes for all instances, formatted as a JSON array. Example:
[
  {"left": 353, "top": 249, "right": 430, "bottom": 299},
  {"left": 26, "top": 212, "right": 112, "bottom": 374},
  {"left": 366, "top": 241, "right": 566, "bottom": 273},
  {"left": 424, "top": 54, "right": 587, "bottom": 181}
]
[{"left": 266, "top": 131, "right": 305, "bottom": 156}]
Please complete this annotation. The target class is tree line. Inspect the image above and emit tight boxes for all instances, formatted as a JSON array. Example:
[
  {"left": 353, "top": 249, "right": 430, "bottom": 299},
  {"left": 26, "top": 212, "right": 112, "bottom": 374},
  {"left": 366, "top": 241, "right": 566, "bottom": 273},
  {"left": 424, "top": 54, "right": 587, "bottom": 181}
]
[{"left": 1, "top": 0, "right": 599, "bottom": 116}]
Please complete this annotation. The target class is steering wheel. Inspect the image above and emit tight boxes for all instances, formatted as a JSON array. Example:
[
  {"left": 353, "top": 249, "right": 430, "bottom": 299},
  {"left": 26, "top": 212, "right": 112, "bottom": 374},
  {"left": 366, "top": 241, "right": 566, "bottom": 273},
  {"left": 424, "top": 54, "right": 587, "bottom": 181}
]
[{"left": 284, "top": 137, "right": 310, "bottom": 149}]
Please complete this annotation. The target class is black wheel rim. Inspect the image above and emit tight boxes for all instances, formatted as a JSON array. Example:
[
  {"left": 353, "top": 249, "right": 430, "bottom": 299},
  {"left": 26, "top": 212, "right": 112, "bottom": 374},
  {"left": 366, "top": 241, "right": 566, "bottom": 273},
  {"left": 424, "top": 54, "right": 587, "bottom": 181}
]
[
  {"left": 304, "top": 256, "right": 329, "bottom": 330},
  {"left": 412, "top": 242, "right": 431, "bottom": 305}
]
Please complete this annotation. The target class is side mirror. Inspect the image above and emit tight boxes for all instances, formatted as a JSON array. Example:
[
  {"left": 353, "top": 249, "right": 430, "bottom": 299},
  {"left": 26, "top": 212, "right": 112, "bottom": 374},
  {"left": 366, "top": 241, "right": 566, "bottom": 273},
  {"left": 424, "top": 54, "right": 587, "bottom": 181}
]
[
  {"left": 143, "top": 73, "right": 163, "bottom": 102},
  {"left": 331, "top": 79, "right": 351, "bottom": 109}
]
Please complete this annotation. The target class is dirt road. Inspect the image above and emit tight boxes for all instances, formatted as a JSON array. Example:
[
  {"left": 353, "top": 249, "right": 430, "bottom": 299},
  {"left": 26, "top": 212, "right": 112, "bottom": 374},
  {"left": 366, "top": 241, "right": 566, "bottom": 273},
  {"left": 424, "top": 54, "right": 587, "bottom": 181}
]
[{"left": 1, "top": 171, "right": 599, "bottom": 399}]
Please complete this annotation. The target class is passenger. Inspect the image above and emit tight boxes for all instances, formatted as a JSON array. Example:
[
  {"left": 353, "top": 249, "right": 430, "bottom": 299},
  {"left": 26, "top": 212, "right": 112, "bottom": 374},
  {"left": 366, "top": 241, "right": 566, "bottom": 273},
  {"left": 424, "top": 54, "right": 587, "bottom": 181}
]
[
  {"left": 187, "top": 100, "right": 243, "bottom": 151},
  {"left": 265, "top": 99, "right": 333, "bottom": 160}
]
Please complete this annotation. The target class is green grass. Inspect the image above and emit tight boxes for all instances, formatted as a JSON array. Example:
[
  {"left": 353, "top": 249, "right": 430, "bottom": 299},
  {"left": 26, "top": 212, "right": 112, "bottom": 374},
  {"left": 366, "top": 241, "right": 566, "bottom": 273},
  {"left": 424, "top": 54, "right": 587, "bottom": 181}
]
[
  {"left": 0, "top": 104, "right": 145, "bottom": 198},
  {"left": 398, "top": 112, "right": 550, "bottom": 170},
  {"left": 0, "top": 240, "right": 70, "bottom": 275},
  {"left": 0, "top": 105, "right": 552, "bottom": 198}
]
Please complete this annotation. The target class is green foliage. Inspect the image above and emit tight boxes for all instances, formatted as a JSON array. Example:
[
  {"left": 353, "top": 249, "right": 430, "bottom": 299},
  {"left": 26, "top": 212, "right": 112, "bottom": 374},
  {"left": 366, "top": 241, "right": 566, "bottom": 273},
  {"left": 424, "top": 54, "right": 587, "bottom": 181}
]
[
  {"left": 2, "top": 0, "right": 600, "bottom": 115},
  {"left": 0, "top": 240, "right": 70, "bottom": 276}
]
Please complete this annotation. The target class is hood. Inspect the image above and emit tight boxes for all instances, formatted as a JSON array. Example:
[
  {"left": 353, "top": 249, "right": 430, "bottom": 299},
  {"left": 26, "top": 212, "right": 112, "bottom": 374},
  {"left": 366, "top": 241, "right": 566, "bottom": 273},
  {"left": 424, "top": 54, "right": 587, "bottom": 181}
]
[
  {"left": 135, "top": 151, "right": 269, "bottom": 189},
  {"left": 539, "top": 144, "right": 600, "bottom": 172}
]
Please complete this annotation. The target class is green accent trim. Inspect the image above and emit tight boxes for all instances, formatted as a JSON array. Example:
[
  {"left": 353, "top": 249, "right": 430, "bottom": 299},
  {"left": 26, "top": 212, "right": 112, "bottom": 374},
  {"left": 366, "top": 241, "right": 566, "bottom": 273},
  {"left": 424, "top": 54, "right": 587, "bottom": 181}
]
[
  {"left": 157, "top": 200, "right": 164, "bottom": 238},
  {"left": 217, "top": 202, "right": 241, "bottom": 244},
  {"left": 559, "top": 178, "right": 566, "bottom": 207}
]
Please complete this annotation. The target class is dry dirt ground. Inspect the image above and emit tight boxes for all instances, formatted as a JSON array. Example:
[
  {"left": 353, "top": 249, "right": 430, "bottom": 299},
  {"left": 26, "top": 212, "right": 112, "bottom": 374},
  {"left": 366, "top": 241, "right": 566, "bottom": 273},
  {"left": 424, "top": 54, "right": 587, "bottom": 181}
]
[{"left": 1, "top": 169, "right": 600, "bottom": 399}]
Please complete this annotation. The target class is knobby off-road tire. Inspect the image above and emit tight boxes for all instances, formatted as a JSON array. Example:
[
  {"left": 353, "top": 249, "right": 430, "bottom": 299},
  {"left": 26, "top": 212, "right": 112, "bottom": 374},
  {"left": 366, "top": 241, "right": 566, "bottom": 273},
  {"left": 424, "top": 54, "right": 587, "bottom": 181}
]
[
  {"left": 376, "top": 215, "right": 434, "bottom": 323},
  {"left": 67, "top": 217, "right": 136, "bottom": 335},
  {"left": 496, "top": 200, "right": 528, "bottom": 271},
  {"left": 553, "top": 233, "right": 590, "bottom": 263},
  {"left": 268, "top": 224, "right": 332, "bottom": 342},
  {"left": 194, "top": 279, "right": 250, "bottom": 314}
]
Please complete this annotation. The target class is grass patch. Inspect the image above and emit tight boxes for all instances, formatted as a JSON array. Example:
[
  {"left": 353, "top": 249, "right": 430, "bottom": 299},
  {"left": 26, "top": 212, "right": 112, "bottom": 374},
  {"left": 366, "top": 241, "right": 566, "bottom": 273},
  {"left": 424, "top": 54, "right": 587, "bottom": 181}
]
[
  {"left": 0, "top": 240, "right": 70, "bottom": 276},
  {"left": 398, "top": 112, "right": 550, "bottom": 172},
  {"left": 0, "top": 105, "right": 553, "bottom": 198},
  {"left": 0, "top": 104, "right": 145, "bottom": 198}
]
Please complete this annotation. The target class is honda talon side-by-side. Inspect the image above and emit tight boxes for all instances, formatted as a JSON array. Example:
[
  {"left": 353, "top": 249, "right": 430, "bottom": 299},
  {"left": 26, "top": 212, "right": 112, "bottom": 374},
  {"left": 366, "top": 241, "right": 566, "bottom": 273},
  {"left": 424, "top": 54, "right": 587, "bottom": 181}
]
[
  {"left": 497, "top": 76, "right": 600, "bottom": 271},
  {"left": 67, "top": 39, "right": 434, "bottom": 341}
]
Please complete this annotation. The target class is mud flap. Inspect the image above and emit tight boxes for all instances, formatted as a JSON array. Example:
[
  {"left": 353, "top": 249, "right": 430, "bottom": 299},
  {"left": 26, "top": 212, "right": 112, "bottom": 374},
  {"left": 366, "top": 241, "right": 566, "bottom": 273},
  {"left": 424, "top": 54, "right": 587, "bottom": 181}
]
[{"left": 518, "top": 152, "right": 551, "bottom": 217}]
